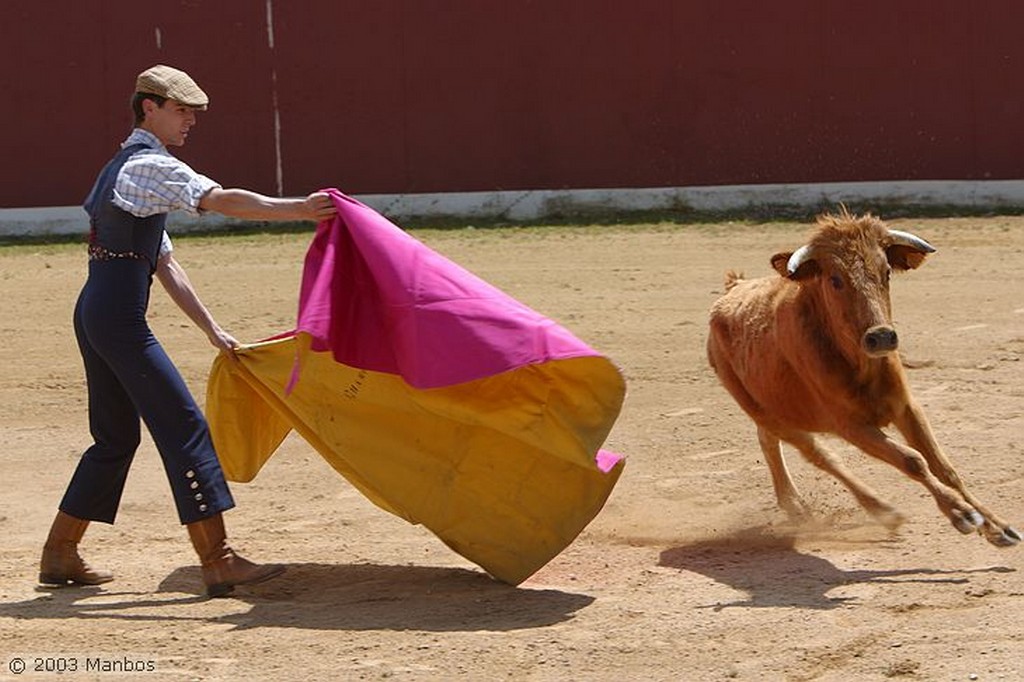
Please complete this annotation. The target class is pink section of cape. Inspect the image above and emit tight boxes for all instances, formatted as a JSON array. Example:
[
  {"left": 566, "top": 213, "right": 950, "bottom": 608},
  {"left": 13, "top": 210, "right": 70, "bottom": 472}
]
[{"left": 294, "top": 190, "right": 598, "bottom": 388}]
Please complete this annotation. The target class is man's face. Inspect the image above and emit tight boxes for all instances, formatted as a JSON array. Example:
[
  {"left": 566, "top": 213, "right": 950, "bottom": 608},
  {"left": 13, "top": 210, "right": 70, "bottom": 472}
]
[{"left": 142, "top": 98, "right": 199, "bottom": 147}]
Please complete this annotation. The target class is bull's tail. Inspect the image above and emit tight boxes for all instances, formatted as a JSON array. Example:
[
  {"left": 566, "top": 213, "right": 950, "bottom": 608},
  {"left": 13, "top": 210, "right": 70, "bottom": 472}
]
[{"left": 723, "top": 270, "right": 744, "bottom": 291}]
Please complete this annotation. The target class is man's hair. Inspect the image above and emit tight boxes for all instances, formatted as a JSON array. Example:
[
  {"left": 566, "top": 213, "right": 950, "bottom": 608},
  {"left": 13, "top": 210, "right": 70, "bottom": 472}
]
[{"left": 131, "top": 92, "right": 168, "bottom": 124}]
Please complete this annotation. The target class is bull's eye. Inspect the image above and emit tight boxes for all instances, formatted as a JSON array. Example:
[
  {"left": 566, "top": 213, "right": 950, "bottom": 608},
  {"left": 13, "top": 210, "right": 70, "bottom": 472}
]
[{"left": 830, "top": 274, "right": 844, "bottom": 290}]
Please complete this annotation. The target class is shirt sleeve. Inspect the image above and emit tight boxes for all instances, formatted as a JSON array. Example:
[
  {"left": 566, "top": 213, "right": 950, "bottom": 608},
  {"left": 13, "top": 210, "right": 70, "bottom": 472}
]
[
  {"left": 113, "top": 152, "right": 221, "bottom": 218},
  {"left": 158, "top": 231, "right": 174, "bottom": 259}
]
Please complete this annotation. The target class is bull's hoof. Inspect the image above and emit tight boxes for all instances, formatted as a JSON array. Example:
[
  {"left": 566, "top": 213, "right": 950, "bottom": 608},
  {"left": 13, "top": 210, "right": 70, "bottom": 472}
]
[
  {"left": 781, "top": 500, "right": 814, "bottom": 522},
  {"left": 952, "top": 509, "right": 984, "bottom": 535},
  {"left": 872, "top": 508, "right": 906, "bottom": 530},
  {"left": 989, "top": 526, "right": 1022, "bottom": 547}
]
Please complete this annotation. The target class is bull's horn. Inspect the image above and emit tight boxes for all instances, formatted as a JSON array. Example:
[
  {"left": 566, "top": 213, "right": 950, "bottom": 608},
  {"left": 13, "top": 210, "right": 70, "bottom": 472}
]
[
  {"left": 786, "top": 244, "right": 813, "bottom": 276},
  {"left": 887, "top": 229, "right": 936, "bottom": 253}
]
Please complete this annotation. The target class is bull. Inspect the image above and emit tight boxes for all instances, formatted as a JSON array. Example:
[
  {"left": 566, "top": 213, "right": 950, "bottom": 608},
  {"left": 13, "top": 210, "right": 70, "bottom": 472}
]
[{"left": 706, "top": 208, "right": 1020, "bottom": 546}]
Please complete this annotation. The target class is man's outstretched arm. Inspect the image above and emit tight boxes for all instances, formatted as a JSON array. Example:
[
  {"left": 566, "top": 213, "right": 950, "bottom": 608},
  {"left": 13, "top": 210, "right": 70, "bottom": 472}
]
[{"left": 199, "top": 188, "right": 336, "bottom": 222}]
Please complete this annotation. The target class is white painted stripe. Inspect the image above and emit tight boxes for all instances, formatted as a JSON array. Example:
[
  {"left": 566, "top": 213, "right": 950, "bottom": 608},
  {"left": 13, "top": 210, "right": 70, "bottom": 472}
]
[
  {"left": 4, "top": 179, "right": 1024, "bottom": 237},
  {"left": 266, "top": 1, "right": 284, "bottom": 196},
  {"left": 271, "top": 69, "right": 284, "bottom": 197},
  {"left": 265, "top": 0, "right": 275, "bottom": 49}
]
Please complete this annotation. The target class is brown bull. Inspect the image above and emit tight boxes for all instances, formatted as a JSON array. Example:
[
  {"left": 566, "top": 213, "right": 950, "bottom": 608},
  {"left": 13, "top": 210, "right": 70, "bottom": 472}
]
[{"left": 707, "top": 209, "right": 1020, "bottom": 546}]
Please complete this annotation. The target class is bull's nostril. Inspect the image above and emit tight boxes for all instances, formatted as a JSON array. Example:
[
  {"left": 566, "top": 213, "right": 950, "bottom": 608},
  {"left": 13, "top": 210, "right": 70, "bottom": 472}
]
[{"left": 865, "top": 327, "right": 898, "bottom": 353}]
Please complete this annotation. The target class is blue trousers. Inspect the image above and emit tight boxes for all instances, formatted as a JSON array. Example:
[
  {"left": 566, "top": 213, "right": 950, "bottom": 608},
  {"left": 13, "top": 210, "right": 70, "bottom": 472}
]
[{"left": 60, "top": 259, "right": 234, "bottom": 525}]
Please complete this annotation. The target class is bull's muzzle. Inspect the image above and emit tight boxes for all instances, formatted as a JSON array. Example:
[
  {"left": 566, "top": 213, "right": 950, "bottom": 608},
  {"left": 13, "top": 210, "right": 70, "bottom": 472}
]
[{"left": 864, "top": 325, "right": 899, "bottom": 355}]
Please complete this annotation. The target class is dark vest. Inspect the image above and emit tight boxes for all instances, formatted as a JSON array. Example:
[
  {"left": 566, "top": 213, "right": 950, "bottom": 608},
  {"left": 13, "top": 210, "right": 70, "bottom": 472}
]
[{"left": 83, "top": 143, "right": 167, "bottom": 272}]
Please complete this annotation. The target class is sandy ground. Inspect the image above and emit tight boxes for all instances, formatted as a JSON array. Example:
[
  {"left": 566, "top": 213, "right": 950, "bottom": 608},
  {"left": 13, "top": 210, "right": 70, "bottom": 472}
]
[{"left": 0, "top": 214, "right": 1022, "bottom": 681}]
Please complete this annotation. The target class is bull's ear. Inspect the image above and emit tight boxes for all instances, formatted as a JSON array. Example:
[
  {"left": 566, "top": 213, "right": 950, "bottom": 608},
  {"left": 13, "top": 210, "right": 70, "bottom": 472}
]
[
  {"left": 886, "top": 244, "right": 929, "bottom": 271},
  {"left": 772, "top": 249, "right": 819, "bottom": 280},
  {"left": 770, "top": 252, "right": 791, "bottom": 277},
  {"left": 885, "top": 229, "right": 935, "bottom": 271}
]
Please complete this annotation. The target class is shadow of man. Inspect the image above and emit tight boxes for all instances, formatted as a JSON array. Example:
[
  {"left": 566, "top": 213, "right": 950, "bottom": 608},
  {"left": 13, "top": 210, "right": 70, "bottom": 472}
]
[{"left": 4, "top": 563, "right": 595, "bottom": 633}]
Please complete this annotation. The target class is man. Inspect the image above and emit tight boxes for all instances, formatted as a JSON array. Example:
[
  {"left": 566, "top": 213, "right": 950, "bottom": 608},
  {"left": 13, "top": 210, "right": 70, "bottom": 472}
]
[{"left": 39, "top": 64, "right": 336, "bottom": 597}]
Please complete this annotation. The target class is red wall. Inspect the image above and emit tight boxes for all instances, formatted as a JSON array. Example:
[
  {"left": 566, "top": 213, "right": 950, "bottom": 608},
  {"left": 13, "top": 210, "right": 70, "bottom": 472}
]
[{"left": 2, "top": 1, "right": 1023, "bottom": 208}]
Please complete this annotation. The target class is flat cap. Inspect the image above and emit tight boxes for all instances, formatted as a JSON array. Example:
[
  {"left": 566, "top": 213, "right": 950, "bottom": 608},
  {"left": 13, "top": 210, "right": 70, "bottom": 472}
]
[{"left": 135, "top": 65, "right": 209, "bottom": 109}]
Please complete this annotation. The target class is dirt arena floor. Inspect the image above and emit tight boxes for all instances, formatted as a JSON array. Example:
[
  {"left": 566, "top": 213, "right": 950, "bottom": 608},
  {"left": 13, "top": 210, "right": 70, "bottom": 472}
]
[{"left": 1, "top": 213, "right": 1022, "bottom": 681}]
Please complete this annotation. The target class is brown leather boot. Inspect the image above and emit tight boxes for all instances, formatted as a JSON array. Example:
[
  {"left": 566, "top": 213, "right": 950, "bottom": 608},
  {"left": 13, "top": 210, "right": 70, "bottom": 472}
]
[
  {"left": 186, "top": 513, "right": 285, "bottom": 597},
  {"left": 39, "top": 511, "right": 114, "bottom": 586}
]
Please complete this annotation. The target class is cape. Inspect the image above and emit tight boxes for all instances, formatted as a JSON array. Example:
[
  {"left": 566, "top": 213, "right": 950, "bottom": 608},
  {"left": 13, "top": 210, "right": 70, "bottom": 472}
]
[{"left": 206, "top": 190, "right": 625, "bottom": 585}]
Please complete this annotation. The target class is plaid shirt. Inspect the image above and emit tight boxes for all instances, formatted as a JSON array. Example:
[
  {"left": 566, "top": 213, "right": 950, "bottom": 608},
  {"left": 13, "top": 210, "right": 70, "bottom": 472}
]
[{"left": 112, "top": 128, "right": 221, "bottom": 257}]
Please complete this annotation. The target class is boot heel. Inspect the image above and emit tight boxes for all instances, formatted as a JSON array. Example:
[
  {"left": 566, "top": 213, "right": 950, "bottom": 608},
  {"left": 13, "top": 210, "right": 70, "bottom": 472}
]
[
  {"left": 207, "top": 581, "right": 234, "bottom": 598},
  {"left": 187, "top": 513, "right": 285, "bottom": 597},
  {"left": 38, "top": 572, "right": 69, "bottom": 586}
]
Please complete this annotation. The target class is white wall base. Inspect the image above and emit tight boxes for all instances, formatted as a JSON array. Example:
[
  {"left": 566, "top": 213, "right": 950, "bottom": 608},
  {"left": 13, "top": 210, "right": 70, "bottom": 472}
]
[{"left": 3, "top": 179, "right": 1024, "bottom": 238}]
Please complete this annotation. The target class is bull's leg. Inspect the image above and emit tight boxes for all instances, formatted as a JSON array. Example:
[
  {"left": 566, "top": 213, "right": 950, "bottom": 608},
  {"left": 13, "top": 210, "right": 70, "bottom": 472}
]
[
  {"left": 708, "top": 337, "right": 809, "bottom": 519},
  {"left": 782, "top": 431, "right": 905, "bottom": 529},
  {"left": 842, "top": 424, "right": 989, "bottom": 538},
  {"left": 893, "top": 402, "right": 1021, "bottom": 547},
  {"left": 757, "top": 426, "right": 811, "bottom": 520}
]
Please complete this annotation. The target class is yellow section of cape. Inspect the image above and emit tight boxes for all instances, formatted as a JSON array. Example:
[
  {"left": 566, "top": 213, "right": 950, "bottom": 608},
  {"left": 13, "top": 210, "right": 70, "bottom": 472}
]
[{"left": 206, "top": 334, "right": 625, "bottom": 585}]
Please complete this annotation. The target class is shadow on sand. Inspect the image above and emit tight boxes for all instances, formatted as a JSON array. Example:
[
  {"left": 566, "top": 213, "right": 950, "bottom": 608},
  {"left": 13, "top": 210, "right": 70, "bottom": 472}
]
[
  {"left": 2, "top": 562, "right": 594, "bottom": 632},
  {"left": 658, "top": 524, "right": 1014, "bottom": 611}
]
